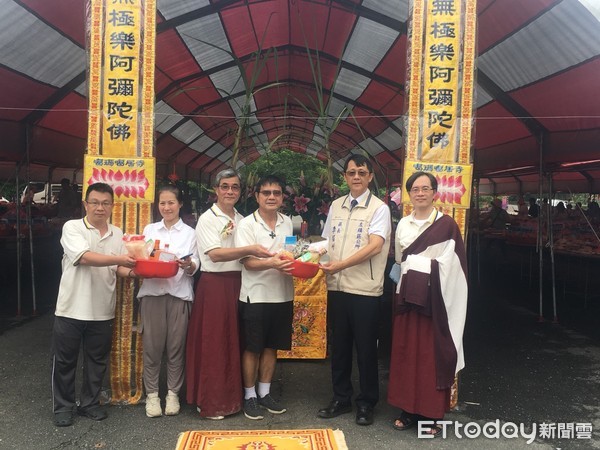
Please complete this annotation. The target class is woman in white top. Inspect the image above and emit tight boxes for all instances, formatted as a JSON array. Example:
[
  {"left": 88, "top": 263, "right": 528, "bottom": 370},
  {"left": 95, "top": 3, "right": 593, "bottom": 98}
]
[
  {"left": 186, "top": 168, "right": 272, "bottom": 420},
  {"left": 136, "top": 185, "right": 199, "bottom": 418}
]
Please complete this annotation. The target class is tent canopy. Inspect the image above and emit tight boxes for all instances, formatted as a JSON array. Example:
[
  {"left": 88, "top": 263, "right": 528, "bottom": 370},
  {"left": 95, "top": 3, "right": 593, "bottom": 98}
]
[{"left": 0, "top": 0, "right": 599, "bottom": 193}]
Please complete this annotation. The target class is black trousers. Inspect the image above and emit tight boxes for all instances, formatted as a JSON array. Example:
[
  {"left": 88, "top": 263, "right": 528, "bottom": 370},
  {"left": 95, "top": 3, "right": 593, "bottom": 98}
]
[
  {"left": 328, "top": 291, "right": 380, "bottom": 408},
  {"left": 51, "top": 316, "right": 113, "bottom": 413}
]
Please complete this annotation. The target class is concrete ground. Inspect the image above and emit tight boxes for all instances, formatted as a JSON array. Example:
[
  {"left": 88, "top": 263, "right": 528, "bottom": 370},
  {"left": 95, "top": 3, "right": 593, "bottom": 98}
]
[{"left": 1, "top": 242, "right": 600, "bottom": 449}]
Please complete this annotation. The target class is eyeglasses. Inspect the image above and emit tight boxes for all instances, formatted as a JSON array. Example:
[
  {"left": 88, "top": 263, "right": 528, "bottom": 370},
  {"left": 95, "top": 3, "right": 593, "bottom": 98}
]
[
  {"left": 218, "top": 184, "right": 241, "bottom": 192},
  {"left": 259, "top": 190, "right": 283, "bottom": 197},
  {"left": 86, "top": 201, "right": 113, "bottom": 208},
  {"left": 410, "top": 186, "right": 433, "bottom": 194},
  {"left": 345, "top": 170, "right": 371, "bottom": 178}
]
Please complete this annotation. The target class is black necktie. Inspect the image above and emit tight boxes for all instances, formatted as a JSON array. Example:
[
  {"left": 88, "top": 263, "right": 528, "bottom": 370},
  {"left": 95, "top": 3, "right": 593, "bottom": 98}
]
[{"left": 350, "top": 199, "right": 358, "bottom": 210}]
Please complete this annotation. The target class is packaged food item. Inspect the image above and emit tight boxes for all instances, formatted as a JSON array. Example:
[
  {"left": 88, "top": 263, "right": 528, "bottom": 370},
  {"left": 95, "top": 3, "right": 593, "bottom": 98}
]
[
  {"left": 158, "top": 250, "right": 177, "bottom": 262},
  {"left": 123, "top": 234, "right": 150, "bottom": 259},
  {"left": 297, "top": 251, "right": 321, "bottom": 263},
  {"left": 284, "top": 235, "right": 297, "bottom": 253},
  {"left": 152, "top": 242, "right": 177, "bottom": 261}
]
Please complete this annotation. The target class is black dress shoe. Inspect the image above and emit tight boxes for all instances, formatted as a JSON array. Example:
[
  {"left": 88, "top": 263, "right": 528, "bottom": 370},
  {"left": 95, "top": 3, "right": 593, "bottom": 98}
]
[
  {"left": 317, "top": 400, "right": 352, "bottom": 418},
  {"left": 355, "top": 406, "right": 374, "bottom": 426},
  {"left": 77, "top": 406, "right": 107, "bottom": 421}
]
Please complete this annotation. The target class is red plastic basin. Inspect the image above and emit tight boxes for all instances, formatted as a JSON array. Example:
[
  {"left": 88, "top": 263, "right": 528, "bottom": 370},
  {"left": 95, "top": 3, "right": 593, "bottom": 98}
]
[
  {"left": 289, "top": 260, "right": 320, "bottom": 278},
  {"left": 134, "top": 259, "right": 178, "bottom": 278}
]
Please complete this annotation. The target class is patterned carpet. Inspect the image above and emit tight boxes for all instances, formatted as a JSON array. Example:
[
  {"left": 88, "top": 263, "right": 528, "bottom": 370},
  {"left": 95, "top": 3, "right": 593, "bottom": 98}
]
[{"left": 176, "top": 429, "right": 347, "bottom": 450}]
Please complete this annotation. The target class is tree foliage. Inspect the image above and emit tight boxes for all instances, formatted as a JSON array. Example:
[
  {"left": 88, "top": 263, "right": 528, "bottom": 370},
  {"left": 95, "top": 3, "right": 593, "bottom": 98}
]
[{"left": 240, "top": 149, "right": 343, "bottom": 189}]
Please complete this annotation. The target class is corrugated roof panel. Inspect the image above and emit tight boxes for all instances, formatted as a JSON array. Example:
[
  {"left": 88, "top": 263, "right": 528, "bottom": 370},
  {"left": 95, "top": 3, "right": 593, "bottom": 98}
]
[
  {"left": 189, "top": 133, "right": 216, "bottom": 153},
  {"left": 155, "top": 101, "right": 183, "bottom": 132},
  {"left": 363, "top": 0, "right": 409, "bottom": 22},
  {"left": 227, "top": 98, "right": 259, "bottom": 132},
  {"left": 311, "top": 127, "right": 326, "bottom": 148},
  {"left": 217, "top": 150, "right": 233, "bottom": 162},
  {"left": 157, "top": 0, "right": 211, "bottom": 21},
  {"left": 324, "top": 98, "right": 352, "bottom": 124},
  {"left": 343, "top": 17, "right": 399, "bottom": 71},
  {"left": 306, "top": 141, "right": 321, "bottom": 156},
  {"left": 334, "top": 68, "right": 371, "bottom": 101},
  {"left": 178, "top": 14, "right": 232, "bottom": 71},
  {"left": 354, "top": 137, "right": 384, "bottom": 156},
  {"left": 579, "top": 0, "right": 600, "bottom": 21},
  {"left": 75, "top": 81, "right": 87, "bottom": 97},
  {"left": 212, "top": 66, "right": 244, "bottom": 100},
  {"left": 171, "top": 120, "right": 203, "bottom": 144},
  {"left": 206, "top": 143, "right": 226, "bottom": 158},
  {"left": 375, "top": 127, "right": 403, "bottom": 151},
  {"left": 0, "top": 0, "right": 84, "bottom": 87},
  {"left": 475, "top": 87, "right": 493, "bottom": 108},
  {"left": 479, "top": 0, "right": 600, "bottom": 91}
]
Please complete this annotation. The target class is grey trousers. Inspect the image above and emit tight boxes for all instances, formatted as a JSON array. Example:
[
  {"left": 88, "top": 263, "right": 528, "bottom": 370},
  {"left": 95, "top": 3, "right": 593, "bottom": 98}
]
[
  {"left": 51, "top": 316, "right": 113, "bottom": 413},
  {"left": 140, "top": 295, "right": 191, "bottom": 395}
]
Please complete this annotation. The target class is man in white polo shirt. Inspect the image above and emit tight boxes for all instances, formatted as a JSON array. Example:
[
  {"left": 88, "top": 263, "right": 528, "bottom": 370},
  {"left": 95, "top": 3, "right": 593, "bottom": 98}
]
[
  {"left": 51, "top": 183, "right": 136, "bottom": 427},
  {"left": 236, "top": 175, "right": 294, "bottom": 420}
]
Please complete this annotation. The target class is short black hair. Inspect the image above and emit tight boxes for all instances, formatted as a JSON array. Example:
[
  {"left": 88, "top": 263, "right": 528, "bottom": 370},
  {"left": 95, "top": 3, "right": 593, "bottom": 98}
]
[
  {"left": 255, "top": 175, "right": 285, "bottom": 193},
  {"left": 85, "top": 183, "right": 114, "bottom": 201},
  {"left": 343, "top": 154, "right": 373, "bottom": 173},
  {"left": 405, "top": 171, "right": 437, "bottom": 192},
  {"left": 157, "top": 184, "right": 183, "bottom": 204}
]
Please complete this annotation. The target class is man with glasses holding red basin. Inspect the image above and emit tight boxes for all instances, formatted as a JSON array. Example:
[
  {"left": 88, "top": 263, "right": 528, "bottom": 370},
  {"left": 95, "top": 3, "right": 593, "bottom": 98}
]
[
  {"left": 235, "top": 175, "right": 295, "bottom": 420},
  {"left": 317, "top": 155, "right": 391, "bottom": 426},
  {"left": 51, "top": 183, "right": 136, "bottom": 427},
  {"left": 187, "top": 169, "right": 272, "bottom": 420}
]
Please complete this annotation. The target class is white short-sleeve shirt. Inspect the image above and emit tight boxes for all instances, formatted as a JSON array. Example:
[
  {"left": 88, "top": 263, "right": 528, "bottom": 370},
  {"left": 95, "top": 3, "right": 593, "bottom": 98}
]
[
  {"left": 322, "top": 189, "right": 391, "bottom": 240},
  {"left": 136, "top": 218, "right": 199, "bottom": 301},
  {"left": 55, "top": 217, "right": 125, "bottom": 321},
  {"left": 395, "top": 208, "right": 441, "bottom": 262},
  {"left": 236, "top": 211, "right": 294, "bottom": 304},
  {"left": 196, "top": 205, "right": 245, "bottom": 272}
]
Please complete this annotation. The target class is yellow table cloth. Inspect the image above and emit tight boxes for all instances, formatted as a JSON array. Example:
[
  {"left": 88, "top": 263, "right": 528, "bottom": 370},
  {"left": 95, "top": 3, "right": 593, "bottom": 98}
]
[{"left": 278, "top": 270, "right": 327, "bottom": 359}]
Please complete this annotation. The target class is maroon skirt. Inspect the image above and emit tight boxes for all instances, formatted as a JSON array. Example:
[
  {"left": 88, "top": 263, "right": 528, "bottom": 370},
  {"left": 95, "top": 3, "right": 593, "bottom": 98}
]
[
  {"left": 387, "top": 308, "right": 450, "bottom": 419},
  {"left": 186, "top": 272, "right": 242, "bottom": 417}
]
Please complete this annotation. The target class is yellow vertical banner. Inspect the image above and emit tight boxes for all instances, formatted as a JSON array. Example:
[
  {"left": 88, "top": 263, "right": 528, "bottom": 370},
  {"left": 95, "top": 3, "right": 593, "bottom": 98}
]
[
  {"left": 101, "top": 2, "right": 141, "bottom": 155},
  {"left": 403, "top": 0, "right": 477, "bottom": 221},
  {"left": 421, "top": 0, "right": 462, "bottom": 162},
  {"left": 403, "top": 0, "right": 478, "bottom": 409},
  {"left": 85, "top": 0, "right": 157, "bottom": 405}
]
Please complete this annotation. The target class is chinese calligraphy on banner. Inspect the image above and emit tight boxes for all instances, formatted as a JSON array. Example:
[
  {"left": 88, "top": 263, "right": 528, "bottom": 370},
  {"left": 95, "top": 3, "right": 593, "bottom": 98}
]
[
  {"left": 402, "top": 0, "right": 477, "bottom": 408},
  {"left": 84, "top": 155, "right": 155, "bottom": 202},
  {"left": 403, "top": 159, "right": 472, "bottom": 208},
  {"left": 85, "top": 0, "right": 155, "bottom": 168},
  {"left": 85, "top": 0, "right": 157, "bottom": 406},
  {"left": 101, "top": 5, "right": 141, "bottom": 155},
  {"left": 403, "top": 0, "right": 477, "bottom": 219}
]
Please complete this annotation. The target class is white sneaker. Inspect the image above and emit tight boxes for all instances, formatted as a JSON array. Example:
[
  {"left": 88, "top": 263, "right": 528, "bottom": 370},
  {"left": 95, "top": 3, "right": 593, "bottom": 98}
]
[
  {"left": 165, "top": 390, "right": 180, "bottom": 416},
  {"left": 145, "top": 393, "right": 162, "bottom": 418},
  {"left": 196, "top": 406, "right": 224, "bottom": 420}
]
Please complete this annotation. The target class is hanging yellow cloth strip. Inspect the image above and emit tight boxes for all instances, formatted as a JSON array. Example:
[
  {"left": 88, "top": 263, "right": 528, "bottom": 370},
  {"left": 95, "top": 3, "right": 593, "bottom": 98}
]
[
  {"left": 85, "top": 0, "right": 157, "bottom": 405},
  {"left": 403, "top": 0, "right": 478, "bottom": 409}
]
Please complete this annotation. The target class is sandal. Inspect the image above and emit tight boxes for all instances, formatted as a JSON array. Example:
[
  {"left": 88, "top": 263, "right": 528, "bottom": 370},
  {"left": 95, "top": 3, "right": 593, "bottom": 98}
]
[
  {"left": 54, "top": 411, "right": 73, "bottom": 427},
  {"left": 422, "top": 424, "right": 443, "bottom": 438},
  {"left": 392, "top": 412, "right": 416, "bottom": 431}
]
